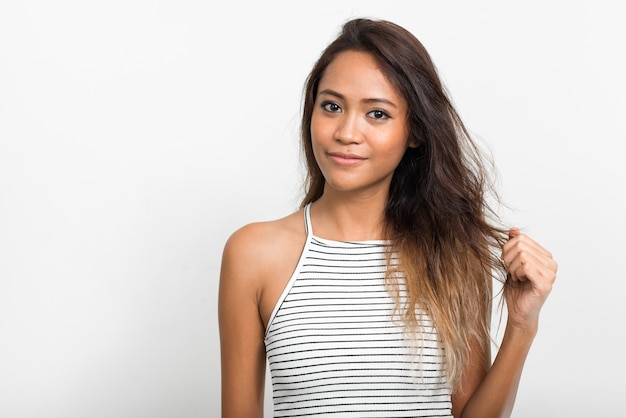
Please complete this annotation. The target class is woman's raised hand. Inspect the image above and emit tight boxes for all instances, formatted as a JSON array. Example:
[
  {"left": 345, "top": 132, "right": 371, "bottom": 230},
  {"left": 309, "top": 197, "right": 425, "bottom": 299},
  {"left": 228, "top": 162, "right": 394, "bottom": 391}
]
[{"left": 502, "top": 228, "right": 558, "bottom": 330}]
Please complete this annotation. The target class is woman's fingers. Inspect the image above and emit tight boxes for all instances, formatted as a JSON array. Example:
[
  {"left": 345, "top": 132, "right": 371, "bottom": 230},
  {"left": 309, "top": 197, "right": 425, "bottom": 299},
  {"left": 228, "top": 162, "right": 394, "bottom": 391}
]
[
  {"left": 502, "top": 229, "right": 557, "bottom": 290},
  {"left": 504, "top": 230, "right": 556, "bottom": 271}
]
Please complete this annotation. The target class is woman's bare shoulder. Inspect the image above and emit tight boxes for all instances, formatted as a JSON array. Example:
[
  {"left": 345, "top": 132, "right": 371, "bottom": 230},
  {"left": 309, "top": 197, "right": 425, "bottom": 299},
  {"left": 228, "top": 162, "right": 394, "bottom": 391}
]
[
  {"left": 221, "top": 209, "right": 306, "bottom": 276},
  {"left": 225, "top": 209, "right": 304, "bottom": 249}
]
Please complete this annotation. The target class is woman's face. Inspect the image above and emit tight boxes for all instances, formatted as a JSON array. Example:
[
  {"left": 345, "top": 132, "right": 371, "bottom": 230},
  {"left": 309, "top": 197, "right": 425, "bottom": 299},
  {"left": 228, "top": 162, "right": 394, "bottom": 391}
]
[{"left": 311, "top": 50, "right": 412, "bottom": 197}]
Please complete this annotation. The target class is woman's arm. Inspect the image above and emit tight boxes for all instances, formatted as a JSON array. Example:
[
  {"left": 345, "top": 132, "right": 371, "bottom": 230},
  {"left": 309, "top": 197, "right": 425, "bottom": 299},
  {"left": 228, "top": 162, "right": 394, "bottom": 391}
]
[
  {"left": 452, "top": 229, "right": 558, "bottom": 418},
  {"left": 218, "top": 226, "right": 268, "bottom": 418}
]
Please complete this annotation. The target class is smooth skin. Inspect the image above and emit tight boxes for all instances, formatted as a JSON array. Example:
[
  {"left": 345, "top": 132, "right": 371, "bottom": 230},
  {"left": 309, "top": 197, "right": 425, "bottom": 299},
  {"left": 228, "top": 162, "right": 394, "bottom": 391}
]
[{"left": 218, "top": 51, "right": 557, "bottom": 418}]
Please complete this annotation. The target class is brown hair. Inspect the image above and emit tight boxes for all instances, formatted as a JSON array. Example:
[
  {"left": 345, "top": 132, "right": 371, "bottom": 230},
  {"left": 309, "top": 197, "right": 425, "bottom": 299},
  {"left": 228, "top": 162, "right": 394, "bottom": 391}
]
[{"left": 300, "top": 18, "right": 508, "bottom": 389}]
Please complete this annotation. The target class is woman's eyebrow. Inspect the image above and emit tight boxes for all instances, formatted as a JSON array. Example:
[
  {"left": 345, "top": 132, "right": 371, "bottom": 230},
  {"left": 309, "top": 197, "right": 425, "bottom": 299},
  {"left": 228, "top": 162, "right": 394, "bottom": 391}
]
[
  {"left": 362, "top": 97, "right": 397, "bottom": 108},
  {"left": 318, "top": 88, "right": 345, "bottom": 100},
  {"left": 318, "top": 88, "right": 398, "bottom": 109}
]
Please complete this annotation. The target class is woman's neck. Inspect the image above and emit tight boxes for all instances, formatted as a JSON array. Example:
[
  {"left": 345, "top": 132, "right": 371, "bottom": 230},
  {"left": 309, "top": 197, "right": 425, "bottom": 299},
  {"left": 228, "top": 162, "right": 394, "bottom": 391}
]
[{"left": 309, "top": 187, "right": 388, "bottom": 241}]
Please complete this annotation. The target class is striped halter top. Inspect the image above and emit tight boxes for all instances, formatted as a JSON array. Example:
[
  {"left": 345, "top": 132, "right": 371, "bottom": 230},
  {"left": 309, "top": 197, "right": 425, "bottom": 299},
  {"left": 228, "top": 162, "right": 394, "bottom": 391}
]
[{"left": 264, "top": 204, "right": 453, "bottom": 417}]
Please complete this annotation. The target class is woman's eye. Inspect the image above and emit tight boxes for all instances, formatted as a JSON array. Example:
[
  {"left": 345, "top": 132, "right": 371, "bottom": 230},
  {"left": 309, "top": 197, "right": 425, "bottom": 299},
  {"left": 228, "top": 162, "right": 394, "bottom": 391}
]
[
  {"left": 322, "top": 102, "right": 341, "bottom": 113},
  {"left": 368, "top": 109, "right": 389, "bottom": 120}
]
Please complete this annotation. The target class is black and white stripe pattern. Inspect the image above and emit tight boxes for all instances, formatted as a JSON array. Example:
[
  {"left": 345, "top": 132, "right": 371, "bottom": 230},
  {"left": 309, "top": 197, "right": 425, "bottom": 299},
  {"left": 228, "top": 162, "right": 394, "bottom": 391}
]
[{"left": 264, "top": 205, "right": 452, "bottom": 417}]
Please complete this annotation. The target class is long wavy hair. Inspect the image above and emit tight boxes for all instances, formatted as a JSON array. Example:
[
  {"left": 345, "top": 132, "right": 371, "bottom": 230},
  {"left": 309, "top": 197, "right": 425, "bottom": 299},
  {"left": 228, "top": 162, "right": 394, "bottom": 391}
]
[{"left": 300, "top": 18, "right": 509, "bottom": 390}]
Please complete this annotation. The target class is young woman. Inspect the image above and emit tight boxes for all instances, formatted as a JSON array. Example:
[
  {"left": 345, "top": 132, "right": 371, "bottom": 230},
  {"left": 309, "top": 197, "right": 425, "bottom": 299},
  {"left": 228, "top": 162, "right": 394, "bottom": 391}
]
[{"left": 219, "top": 18, "right": 557, "bottom": 418}]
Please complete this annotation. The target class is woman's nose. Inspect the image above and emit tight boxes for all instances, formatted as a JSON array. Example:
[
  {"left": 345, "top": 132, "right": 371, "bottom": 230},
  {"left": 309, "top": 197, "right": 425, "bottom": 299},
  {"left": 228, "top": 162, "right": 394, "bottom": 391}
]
[{"left": 334, "top": 113, "right": 363, "bottom": 144}]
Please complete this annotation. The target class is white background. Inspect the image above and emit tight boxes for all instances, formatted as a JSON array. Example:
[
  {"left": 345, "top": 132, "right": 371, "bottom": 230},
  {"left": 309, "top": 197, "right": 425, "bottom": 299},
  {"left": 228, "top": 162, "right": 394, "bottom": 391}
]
[{"left": 1, "top": 1, "right": 624, "bottom": 417}]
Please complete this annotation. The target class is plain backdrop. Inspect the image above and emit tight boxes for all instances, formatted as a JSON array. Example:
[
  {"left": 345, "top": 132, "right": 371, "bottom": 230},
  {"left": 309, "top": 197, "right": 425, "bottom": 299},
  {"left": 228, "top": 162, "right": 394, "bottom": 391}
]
[{"left": 1, "top": 1, "right": 625, "bottom": 417}]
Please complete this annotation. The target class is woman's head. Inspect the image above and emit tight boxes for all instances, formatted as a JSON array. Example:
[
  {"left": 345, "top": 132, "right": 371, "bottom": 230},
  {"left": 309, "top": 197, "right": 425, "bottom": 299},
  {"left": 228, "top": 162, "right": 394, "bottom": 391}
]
[{"left": 301, "top": 18, "right": 457, "bottom": 207}]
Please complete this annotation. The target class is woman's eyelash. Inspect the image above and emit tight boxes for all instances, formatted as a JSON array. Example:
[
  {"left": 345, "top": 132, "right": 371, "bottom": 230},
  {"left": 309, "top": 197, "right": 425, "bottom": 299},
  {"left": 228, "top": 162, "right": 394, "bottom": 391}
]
[
  {"left": 322, "top": 102, "right": 341, "bottom": 112},
  {"left": 367, "top": 109, "right": 390, "bottom": 119}
]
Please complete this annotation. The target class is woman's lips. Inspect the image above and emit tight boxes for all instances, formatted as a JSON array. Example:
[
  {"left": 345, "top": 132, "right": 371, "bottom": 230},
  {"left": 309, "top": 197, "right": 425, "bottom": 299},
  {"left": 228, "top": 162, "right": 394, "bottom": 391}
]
[{"left": 328, "top": 152, "right": 367, "bottom": 165}]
